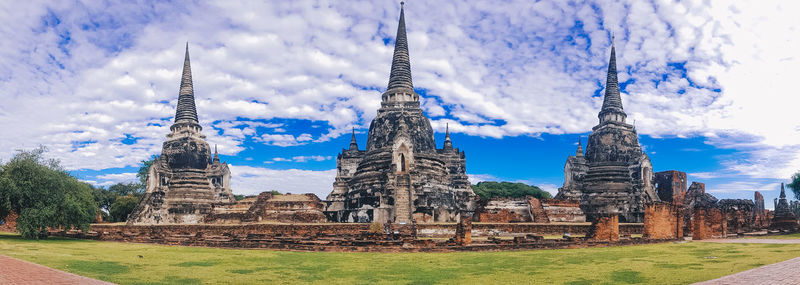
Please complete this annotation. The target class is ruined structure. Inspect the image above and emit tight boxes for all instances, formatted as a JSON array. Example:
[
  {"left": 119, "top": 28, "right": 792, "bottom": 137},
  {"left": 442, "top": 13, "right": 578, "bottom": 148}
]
[
  {"left": 556, "top": 39, "right": 659, "bottom": 222},
  {"left": 718, "top": 199, "right": 755, "bottom": 233},
  {"left": 753, "top": 191, "right": 768, "bottom": 229},
  {"left": 325, "top": 3, "right": 475, "bottom": 223},
  {"left": 474, "top": 197, "right": 585, "bottom": 223},
  {"left": 654, "top": 170, "right": 687, "bottom": 203},
  {"left": 770, "top": 183, "right": 798, "bottom": 231},
  {"left": 205, "top": 193, "right": 327, "bottom": 224},
  {"left": 128, "top": 45, "right": 236, "bottom": 225}
]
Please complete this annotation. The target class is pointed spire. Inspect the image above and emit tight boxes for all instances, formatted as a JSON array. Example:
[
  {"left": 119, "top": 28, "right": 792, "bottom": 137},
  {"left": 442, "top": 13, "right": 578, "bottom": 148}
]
[
  {"left": 576, "top": 137, "right": 584, "bottom": 156},
  {"left": 174, "top": 43, "right": 200, "bottom": 125},
  {"left": 598, "top": 35, "right": 626, "bottom": 124},
  {"left": 781, "top": 183, "right": 787, "bottom": 199},
  {"left": 386, "top": 2, "right": 413, "bottom": 92},
  {"left": 213, "top": 144, "right": 220, "bottom": 164},
  {"left": 349, "top": 127, "right": 358, "bottom": 150},
  {"left": 443, "top": 123, "right": 453, "bottom": 150}
]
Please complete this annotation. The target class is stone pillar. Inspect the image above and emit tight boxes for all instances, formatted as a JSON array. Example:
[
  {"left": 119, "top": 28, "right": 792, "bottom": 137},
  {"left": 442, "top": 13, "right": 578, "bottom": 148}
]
[
  {"left": 588, "top": 214, "right": 619, "bottom": 242},
  {"left": 454, "top": 216, "right": 472, "bottom": 245}
]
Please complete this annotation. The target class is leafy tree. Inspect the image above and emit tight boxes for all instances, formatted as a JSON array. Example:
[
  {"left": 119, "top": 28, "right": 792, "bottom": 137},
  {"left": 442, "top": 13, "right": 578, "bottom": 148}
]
[
  {"left": 108, "top": 182, "right": 144, "bottom": 198},
  {"left": 109, "top": 195, "right": 139, "bottom": 222},
  {"left": 471, "top": 181, "right": 552, "bottom": 200},
  {"left": 788, "top": 172, "right": 800, "bottom": 200},
  {"left": 0, "top": 147, "right": 96, "bottom": 239},
  {"left": 92, "top": 185, "right": 116, "bottom": 213},
  {"left": 137, "top": 156, "right": 157, "bottom": 186}
]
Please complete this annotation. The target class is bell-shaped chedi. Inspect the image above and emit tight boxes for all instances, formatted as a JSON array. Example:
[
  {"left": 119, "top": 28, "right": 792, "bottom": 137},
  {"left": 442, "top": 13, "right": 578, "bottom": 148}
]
[
  {"left": 556, "top": 38, "right": 659, "bottom": 223},
  {"left": 325, "top": 2, "right": 475, "bottom": 223},
  {"left": 128, "top": 44, "right": 236, "bottom": 225}
]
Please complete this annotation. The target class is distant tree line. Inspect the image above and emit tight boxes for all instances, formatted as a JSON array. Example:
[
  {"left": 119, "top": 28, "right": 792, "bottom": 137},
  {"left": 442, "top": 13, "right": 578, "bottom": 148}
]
[
  {"left": 0, "top": 147, "right": 153, "bottom": 239},
  {"left": 471, "top": 181, "right": 552, "bottom": 200}
]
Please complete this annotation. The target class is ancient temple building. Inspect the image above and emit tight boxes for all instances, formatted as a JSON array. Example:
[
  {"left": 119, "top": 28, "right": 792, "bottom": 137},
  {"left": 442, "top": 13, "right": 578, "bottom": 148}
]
[
  {"left": 556, "top": 40, "right": 659, "bottom": 223},
  {"left": 128, "top": 45, "right": 236, "bottom": 225},
  {"left": 770, "top": 183, "right": 798, "bottom": 230},
  {"left": 325, "top": 4, "right": 475, "bottom": 223}
]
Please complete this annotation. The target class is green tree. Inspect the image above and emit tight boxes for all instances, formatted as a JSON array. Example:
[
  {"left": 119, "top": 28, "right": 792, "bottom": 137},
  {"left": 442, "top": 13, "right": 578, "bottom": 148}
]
[
  {"left": 788, "top": 172, "right": 800, "bottom": 200},
  {"left": 91, "top": 185, "right": 116, "bottom": 213},
  {"left": 471, "top": 181, "right": 552, "bottom": 200},
  {"left": 137, "top": 156, "right": 157, "bottom": 186},
  {"left": 109, "top": 195, "right": 139, "bottom": 222},
  {"left": 108, "top": 182, "right": 144, "bottom": 198},
  {"left": 0, "top": 147, "right": 96, "bottom": 239}
]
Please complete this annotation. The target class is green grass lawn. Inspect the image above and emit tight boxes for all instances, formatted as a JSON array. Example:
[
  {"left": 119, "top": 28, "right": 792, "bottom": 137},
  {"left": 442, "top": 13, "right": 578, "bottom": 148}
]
[{"left": 1, "top": 232, "right": 799, "bottom": 284}]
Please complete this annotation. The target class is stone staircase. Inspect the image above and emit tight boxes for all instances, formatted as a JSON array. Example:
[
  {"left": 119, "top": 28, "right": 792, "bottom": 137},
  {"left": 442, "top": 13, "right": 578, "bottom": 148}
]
[{"left": 395, "top": 174, "right": 411, "bottom": 224}]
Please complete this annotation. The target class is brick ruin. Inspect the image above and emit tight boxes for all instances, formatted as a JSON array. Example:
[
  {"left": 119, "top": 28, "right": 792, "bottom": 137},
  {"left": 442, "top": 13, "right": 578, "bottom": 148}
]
[
  {"left": 474, "top": 197, "right": 585, "bottom": 223},
  {"left": 643, "top": 203, "right": 682, "bottom": 240},
  {"left": 205, "top": 193, "right": 327, "bottom": 224},
  {"left": 556, "top": 41, "right": 659, "bottom": 223},
  {"left": 770, "top": 183, "right": 798, "bottom": 231},
  {"left": 324, "top": 5, "right": 475, "bottom": 223},
  {"left": 753, "top": 191, "right": 768, "bottom": 228},
  {"left": 0, "top": 210, "right": 17, "bottom": 232}
]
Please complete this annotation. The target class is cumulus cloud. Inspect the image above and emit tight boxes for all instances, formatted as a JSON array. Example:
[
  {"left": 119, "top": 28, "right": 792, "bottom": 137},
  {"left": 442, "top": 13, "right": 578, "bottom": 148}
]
[
  {"left": 1, "top": 1, "right": 799, "bottom": 191},
  {"left": 229, "top": 165, "right": 336, "bottom": 199}
]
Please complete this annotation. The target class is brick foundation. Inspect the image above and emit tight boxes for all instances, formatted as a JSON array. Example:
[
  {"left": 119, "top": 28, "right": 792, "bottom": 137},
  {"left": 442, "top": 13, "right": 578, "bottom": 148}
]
[
  {"left": 588, "top": 215, "right": 619, "bottom": 241},
  {"left": 643, "top": 203, "right": 681, "bottom": 240},
  {"left": 692, "top": 207, "right": 727, "bottom": 240},
  {"left": 0, "top": 211, "right": 18, "bottom": 232}
]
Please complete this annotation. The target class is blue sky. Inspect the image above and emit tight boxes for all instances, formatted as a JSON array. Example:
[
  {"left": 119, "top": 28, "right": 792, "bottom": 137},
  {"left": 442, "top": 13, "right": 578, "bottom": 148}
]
[{"left": 1, "top": 1, "right": 799, "bottom": 208}]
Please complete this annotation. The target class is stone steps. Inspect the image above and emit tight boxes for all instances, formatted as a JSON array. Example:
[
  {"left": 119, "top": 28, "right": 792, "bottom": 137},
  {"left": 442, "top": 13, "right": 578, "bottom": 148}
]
[{"left": 395, "top": 175, "right": 411, "bottom": 224}]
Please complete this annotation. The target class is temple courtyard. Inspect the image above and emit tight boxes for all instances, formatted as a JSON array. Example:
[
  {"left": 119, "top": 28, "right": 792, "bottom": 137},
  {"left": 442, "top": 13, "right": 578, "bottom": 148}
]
[{"left": 1, "top": 232, "right": 800, "bottom": 284}]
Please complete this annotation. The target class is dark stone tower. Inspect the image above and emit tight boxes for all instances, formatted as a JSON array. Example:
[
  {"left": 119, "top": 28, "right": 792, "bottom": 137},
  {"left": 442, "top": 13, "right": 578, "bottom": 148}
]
[
  {"left": 128, "top": 44, "right": 236, "bottom": 225},
  {"left": 325, "top": 3, "right": 475, "bottom": 223},
  {"left": 556, "top": 38, "right": 659, "bottom": 223}
]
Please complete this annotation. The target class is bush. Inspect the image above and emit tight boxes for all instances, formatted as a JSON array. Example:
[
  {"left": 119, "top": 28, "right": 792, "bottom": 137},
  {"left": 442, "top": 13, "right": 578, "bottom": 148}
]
[
  {"left": 471, "top": 181, "right": 552, "bottom": 200},
  {"left": 0, "top": 147, "right": 96, "bottom": 239},
  {"left": 109, "top": 195, "right": 140, "bottom": 222}
]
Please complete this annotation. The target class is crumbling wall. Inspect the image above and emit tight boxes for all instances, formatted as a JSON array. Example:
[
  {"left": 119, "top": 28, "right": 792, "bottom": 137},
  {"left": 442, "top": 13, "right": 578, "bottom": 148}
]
[
  {"left": 588, "top": 215, "right": 619, "bottom": 241},
  {"left": 454, "top": 217, "right": 472, "bottom": 245},
  {"left": 692, "top": 207, "right": 726, "bottom": 240},
  {"left": 206, "top": 192, "right": 327, "bottom": 224},
  {"left": 540, "top": 199, "right": 585, "bottom": 222},
  {"left": 654, "top": 170, "right": 687, "bottom": 203},
  {"left": 643, "top": 203, "right": 681, "bottom": 239},
  {"left": 753, "top": 191, "right": 768, "bottom": 229},
  {"left": 0, "top": 211, "right": 18, "bottom": 232},
  {"left": 474, "top": 198, "right": 532, "bottom": 223}
]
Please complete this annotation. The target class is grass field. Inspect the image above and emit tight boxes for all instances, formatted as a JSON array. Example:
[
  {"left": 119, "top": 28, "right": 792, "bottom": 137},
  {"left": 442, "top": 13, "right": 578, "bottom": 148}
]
[{"left": 1, "top": 233, "right": 800, "bottom": 284}]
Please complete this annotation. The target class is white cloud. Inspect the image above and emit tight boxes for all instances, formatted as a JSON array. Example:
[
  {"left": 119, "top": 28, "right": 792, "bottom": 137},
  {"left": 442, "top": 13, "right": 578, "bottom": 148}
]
[
  {"left": 1, "top": 0, "right": 799, "bottom": 185},
  {"left": 229, "top": 165, "right": 336, "bottom": 199}
]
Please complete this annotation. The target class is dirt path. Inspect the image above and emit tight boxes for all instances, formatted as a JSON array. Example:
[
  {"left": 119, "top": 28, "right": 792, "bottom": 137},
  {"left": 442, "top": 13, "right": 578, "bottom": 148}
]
[
  {"left": 0, "top": 255, "right": 113, "bottom": 285},
  {"left": 694, "top": 238, "right": 800, "bottom": 244}
]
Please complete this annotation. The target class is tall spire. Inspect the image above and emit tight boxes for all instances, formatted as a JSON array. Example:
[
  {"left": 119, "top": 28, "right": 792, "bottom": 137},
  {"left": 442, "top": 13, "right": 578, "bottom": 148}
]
[
  {"left": 386, "top": 1, "right": 413, "bottom": 92},
  {"left": 213, "top": 144, "right": 220, "bottom": 164},
  {"left": 443, "top": 123, "right": 453, "bottom": 150},
  {"left": 781, "top": 183, "right": 787, "bottom": 199},
  {"left": 349, "top": 127, "right": 358, "bottom": 150},
  {"left": 174, "top": 42, "right": 200, "bottom": 125},
  {"left": 576, "top": 137, "right": 583, "bottom": 156},
  {"left": 598, "top": 36, "right": 626, "bottom": 124}
]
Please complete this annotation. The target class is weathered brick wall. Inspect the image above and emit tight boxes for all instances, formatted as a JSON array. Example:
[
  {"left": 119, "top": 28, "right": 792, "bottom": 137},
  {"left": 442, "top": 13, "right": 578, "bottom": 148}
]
[
  {"left": 474, "top": 198, "right": 532, "bottom": 223},
  {"left": 454, "top": 217, "right": 472, "bottom": 245},
  {"left": 588, "top": 215, "right": 619, "bottom": 241},
  {"left": 643, "top": 203, "right": 680, "bottom": 239},
  {"left": 654, "top": 170, "right": 687, "bottom": 203},
  {"left": 692, "top": 207, "right": 726, "bottom": 240},
  {"left": 540, "top": 199, "right": 586, "bottom": 222},
  {"left": 0, "top": 211, "right": 18, "bottom": 232}
]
